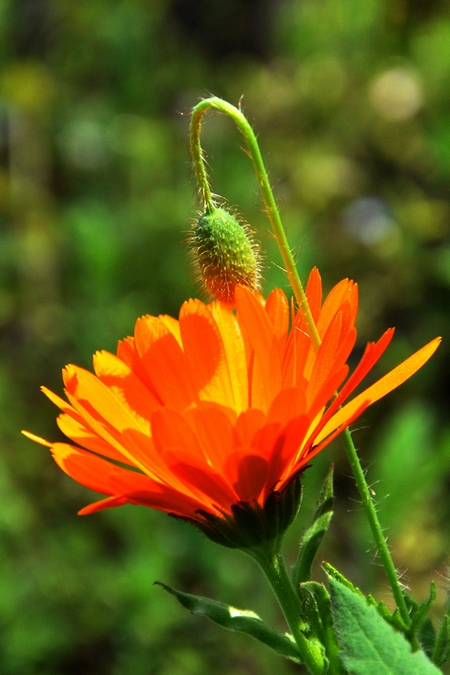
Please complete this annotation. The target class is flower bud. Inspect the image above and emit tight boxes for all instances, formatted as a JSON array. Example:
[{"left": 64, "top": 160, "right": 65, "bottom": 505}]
[{"left": 191, "top": 207, "right": 260, "bottom": 303}]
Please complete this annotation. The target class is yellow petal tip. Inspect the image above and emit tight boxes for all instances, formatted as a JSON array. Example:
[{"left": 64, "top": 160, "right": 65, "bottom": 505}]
[{"left": 21, "top": 430, "right": 52, "bottom": 448}]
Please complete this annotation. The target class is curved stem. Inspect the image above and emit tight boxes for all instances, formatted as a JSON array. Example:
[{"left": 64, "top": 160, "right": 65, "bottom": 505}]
[
  {"left": 340, "top": 427, "right": 411, "bottom": 629},
  {"left": 189, "top": 102, "right": 215, "bottom": 211},
  {"left": 190, "top": 97, "right": 321, "bottom": 350},
  {"left": 190, "top": 96, "right": 411, "bottom": 629},
  {"left": 250, "top": 549, "right": 325, "bottom": 674}
]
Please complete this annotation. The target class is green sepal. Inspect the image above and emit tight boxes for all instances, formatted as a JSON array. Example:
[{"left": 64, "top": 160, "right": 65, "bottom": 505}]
[
  {"left": 433, "top": 610, "right": 450, "bottom": 667},
  {"left": 175, "top": 473, "right": 303, "bottom": 552},
  {"left": 404, "top": 584, "right": 437, "bottom": 656},
  {"left": 155, "top": 581, "right": 302, "bottom": 663},
  {"left": 292, "top": 465, "right": 334, "bottom": 586},
  {"left": 299, "top": 581, "right": 345, "bottom": 674},
  {"left": 328, "top": 577, "right": 442, "bottom": 675}
]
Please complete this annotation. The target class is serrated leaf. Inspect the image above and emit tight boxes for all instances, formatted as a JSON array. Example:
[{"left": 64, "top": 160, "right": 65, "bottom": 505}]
[
  {"left": 324, "top": 563, "right": 409, "bottom": 635},
  {"left": 292, "top": 466, "right": 334, "bottom": 585},
  {"left": 329, "top": 577, "right": 442, "bottom": 675},
  {"left": 322, "top": 562, "right": 365, "bottom": 599},
  {"left": 155, "top": 582, "right": 302, "bottom": 663}
]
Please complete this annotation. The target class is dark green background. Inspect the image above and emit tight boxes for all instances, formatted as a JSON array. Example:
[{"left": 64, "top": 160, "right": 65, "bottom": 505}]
[{"left": 1, "top": 1, "right": 450, "bottom": 673}]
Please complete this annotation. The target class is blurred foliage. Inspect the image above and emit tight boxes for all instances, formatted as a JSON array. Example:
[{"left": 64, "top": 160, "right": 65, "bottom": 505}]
[{"left": 1, "top": 0, "right": 450, "bottom": 673}]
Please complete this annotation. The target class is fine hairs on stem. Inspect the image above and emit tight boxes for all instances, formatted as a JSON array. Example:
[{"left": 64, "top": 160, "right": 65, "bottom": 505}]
[{"left": 189, "top": 96, "right": 411, "bottom": 631}]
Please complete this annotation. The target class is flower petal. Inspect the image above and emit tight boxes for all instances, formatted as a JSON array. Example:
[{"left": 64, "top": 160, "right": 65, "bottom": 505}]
[
  {"left": 210, "top": 302, "right": 248, "bottom": 413},
  {"left": 316, "top": 336, "right": 441, "bottom": 443},
  {"left": 265, "top": 288, "right": 289, "bottom": 352},
  {"left": 49, "top": 442, "right": 209, "bottom": 517},
  {"left": 24, "top": 268, "right": 440, "bottom": 526},
  {"left": 235, "top": 285, "right": 282, "bottom": 410},
  {"left": 134, "top": 314, "right": 196, "bottom": 410}
]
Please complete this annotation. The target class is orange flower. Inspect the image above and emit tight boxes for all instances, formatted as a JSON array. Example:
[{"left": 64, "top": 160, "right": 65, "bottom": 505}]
[{"left": 23, "top": 268, "right": 440, "bottom": 523}]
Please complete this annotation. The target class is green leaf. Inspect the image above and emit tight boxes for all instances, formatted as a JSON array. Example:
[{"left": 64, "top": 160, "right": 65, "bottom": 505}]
[
  {"left": 323, "top": 562, "right": 408, "bottom": 634},
  {"left": 299, "top": 581, "right": 346, "bottom": 674},
  {"left": 433, "top": 610, "right": 450, "bottom": 666},
  {"left": 420, "top": 617, "right": 438, "bottom": 662},
  {"left": 404, "top": 584, "right": 437, "bottom": 656},
  {"left": 292, "top": 465, "right": 334, "bottom": 585},
  {"left": 155, "top": 582, "right": 302, "bottom": 663},
  {"left": 328, "top": 577, "right": 443, "bottom": 675},
  {"left": 322, "top": 562, "right": 365, "bottom": 599}
]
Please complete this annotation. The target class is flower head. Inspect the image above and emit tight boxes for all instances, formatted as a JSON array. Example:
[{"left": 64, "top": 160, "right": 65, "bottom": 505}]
[{"left": 23, "top": 268, "right": 440, "bottom": 535}]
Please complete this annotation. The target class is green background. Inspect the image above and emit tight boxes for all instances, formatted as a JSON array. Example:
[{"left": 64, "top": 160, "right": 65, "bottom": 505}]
[{"left": 1, "top": 1, "right": 450, "bottom": 673}]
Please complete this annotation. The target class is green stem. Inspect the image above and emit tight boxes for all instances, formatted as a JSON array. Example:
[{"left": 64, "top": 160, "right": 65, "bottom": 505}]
[
  {"left": 190, "top": 96, "right": 411, "bottom": 633},
  {"left": 189, "top": 97, "right": 321, "bottom": 350},
  {"left": 340, "top": 427, "right": 411, "bottom": 629},
  {"left": 250, "top": 549, "right": 325, "bottom": 674}
]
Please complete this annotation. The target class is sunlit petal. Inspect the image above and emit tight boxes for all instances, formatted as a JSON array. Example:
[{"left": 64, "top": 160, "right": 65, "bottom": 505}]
[{"left": 23, "top": 269, "right": 440, "bottom": 524}]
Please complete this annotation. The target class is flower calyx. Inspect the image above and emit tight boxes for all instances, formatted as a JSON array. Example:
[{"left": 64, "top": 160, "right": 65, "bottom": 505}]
[{"left": 175, "top": 473, "right": 303, "bottom": 554}]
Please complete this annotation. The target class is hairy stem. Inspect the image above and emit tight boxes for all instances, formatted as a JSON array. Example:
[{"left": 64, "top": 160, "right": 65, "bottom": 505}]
[
  {"left": 190, "top": 96, "right": 411, "bottom": 629},
  {"left": 190, "top": 97, "right": 321, "bottom": 349},
  {"left": 340, "top": 427, "right": 411, "bottom": 629}
]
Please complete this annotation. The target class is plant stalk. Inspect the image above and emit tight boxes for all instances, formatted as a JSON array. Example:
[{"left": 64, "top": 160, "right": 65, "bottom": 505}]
[
  {"left": 340, "top": 427, "right": 411, "bottom": 629},
  {"left": 189, "top": 95, "right": 412, "bottom": 631},
  {"left": 250, "top": 549, "right": 326, "bottom": 674},
  {"left": 190, "top": 97, "right": 321, "bottom": 350}
]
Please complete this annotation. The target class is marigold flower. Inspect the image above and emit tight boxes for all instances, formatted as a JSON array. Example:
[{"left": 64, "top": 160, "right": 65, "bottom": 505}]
[{"left": 23, "top": 268, "right": 440, "bottom": 528}]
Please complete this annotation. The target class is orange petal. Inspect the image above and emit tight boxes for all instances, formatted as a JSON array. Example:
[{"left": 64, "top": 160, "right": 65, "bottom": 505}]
[
  {"left": 305, "top": 267, "right": 323, "bottom": 323},
  {"left": 50, "top": 442, "right": 208, "bottom": 517},
  {"left": 267, "top": 386, "right": 307, "bottom": 426},
  {"left": 317, "top": 278, "right": 355, "bottom": 337},
  {"left": 306, "top": 311, "right": 344, "bottom": 395},
  {"left": 210, "top": 302, "right": 248, "bottom": 413},
  {"left": 180, "top": 301, "right": 222, "bottom": 388},
  {"left": 333, "top": 328, "right": 395, "bottom": 406},
  {"left": 234, "top": 409, "right": 267, "bottom": 448},
  {"left": 266, "top": 415, "right": 311, "bottom": 490},
  {"left": 150, "top": 407, "right": 239, "bottom": 507},
  {"left": 41, "top": 385, "right": 76, "bottom": 414},
  {"left": 283, "top": 311, "right": 312, "bottom": 387},
  {"left": 93, "top": 350, "right": 160, "bottom": 421},
  {"left": 235, "top": 285, "right": 282, "bottom": 410},
  {"left": 61, "top": 370, "right": 165, "bottom": 478},
  {"left": 50, "top": 441, "right": 134, "bottom": 493},
  {"left": 316, "top": 336, "right": 441, "bottom": 443},
  {"left": 233, "top": 454, "right": 269, "bottom": 503},
  {"left": 169, "top": 462, "right": 238, "bottom": 512},
  {"left": 63, "top": 365, "right": 150, "bottom": 436},
  {"left": 79, "top": 496, "right": 130, "bottom": 514},
  {"left": 180, "top": 300, "right": 237, "bottom": 408},
  {"left": 56, "top": 413, "right": 131, "bottom": 464},
  {"left": 185, "top": 405, "right": 235, "bottom": 473},
  {"left": 265, "top": 288, "right": 289, "bottom": 351},
  {"left": 134, "top": 315, "right": 196, "bottom": 410}
]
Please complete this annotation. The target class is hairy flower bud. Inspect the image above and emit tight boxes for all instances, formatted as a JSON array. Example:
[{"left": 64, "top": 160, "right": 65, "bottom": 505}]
[{"left": 191, "top": 207, "right": 260, "bottom": 303}]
